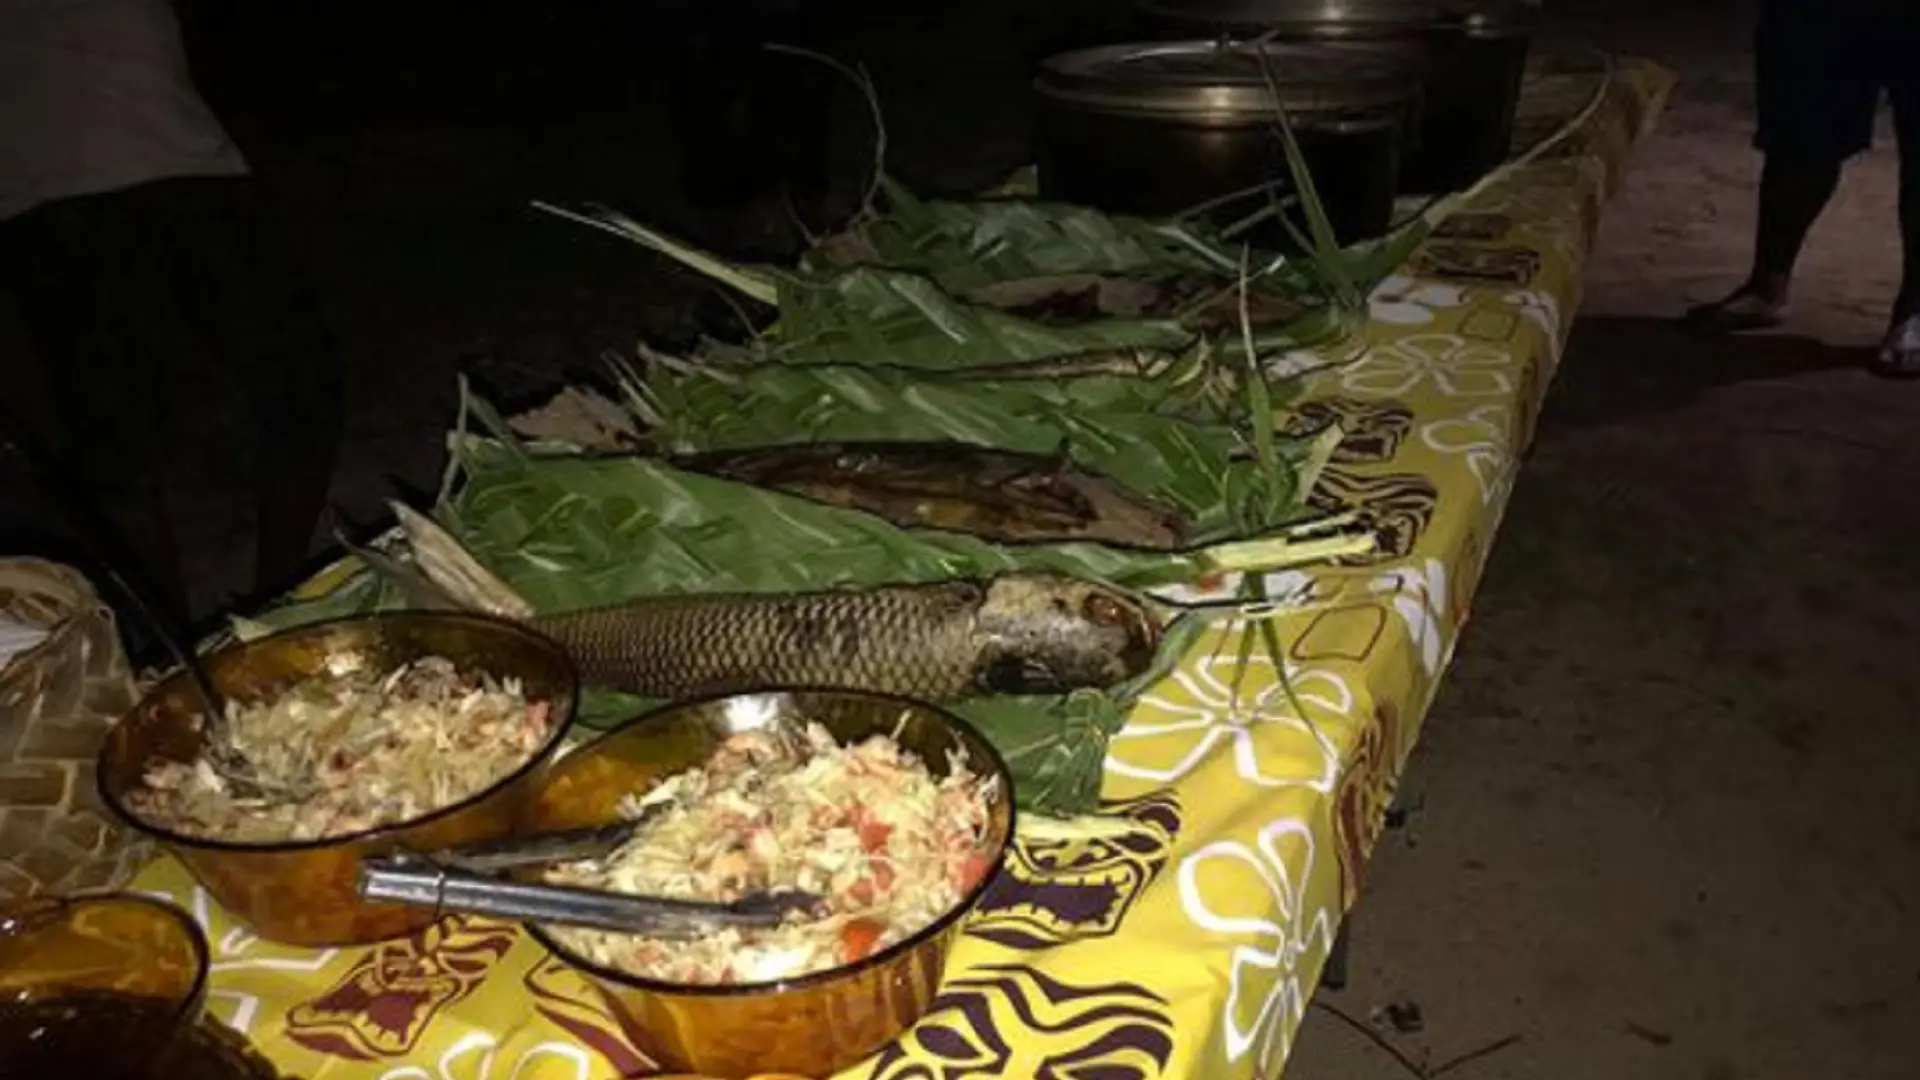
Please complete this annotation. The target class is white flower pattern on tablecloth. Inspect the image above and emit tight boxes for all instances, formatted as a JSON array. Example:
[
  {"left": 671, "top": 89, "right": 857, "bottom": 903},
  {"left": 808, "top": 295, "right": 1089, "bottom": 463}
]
[
  {"left": 1106, "top": 650, "right": 1354, "bottom": 791},
  {"left": 1505, "top": 288, "right": 1562, "bottom": 343},
  {"left": 1178, "top": 816, "right": 1336, "bottom": 1073},
  {"left": 206, "top": 989, "right": 263, "bottom": 1039},
  {"left": 1324, "top": 333, "right": 1514, "bottom": 399},
  {"left": 1420, "top": 403, "right": 1515, "bottom": 506},
  {"left": 1264, "top": 333, "right": 1372, "bottom": 383},
  {"left": 1370, "top": 558, "right": 1452, "bottom": 678},
  {"left": 1368, "top": 274, "right": 1469, "bottom": 325},
  {"left": 376, "top": 1031, "right": 595, "bottom": 1080},
  {"left": 1504, "top": 288, "right": 1565, "bottom": 364},
  {"left": 1264, "top": 348, "right": 1336, "bottom": 381},
  {"left": 135, "top": 885, "right": 338, "bottom": 1035},
  {"left": 1147, "top": 568, "right": 1319, "bottom": 610}
]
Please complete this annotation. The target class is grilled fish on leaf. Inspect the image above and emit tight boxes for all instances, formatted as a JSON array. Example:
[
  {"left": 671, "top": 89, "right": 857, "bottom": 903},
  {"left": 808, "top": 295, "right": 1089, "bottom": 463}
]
[
  {"left": 380, "top": 502, "right": 1161, "bottom": 702},
  {"left": 673, "top": 441, "right": 1188, "bottom": 550},
  {"left": 963, "top": 273, "right": 1314, "bottom": 335}
]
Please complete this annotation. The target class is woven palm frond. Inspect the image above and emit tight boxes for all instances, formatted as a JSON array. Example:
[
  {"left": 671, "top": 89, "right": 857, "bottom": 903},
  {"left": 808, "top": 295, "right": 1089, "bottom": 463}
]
[{"left": 0, "top": 558, "right": 150, "bottom": 900}]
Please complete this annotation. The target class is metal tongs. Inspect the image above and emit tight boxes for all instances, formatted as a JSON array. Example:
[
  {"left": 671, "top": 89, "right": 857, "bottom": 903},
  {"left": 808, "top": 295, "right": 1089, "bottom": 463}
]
[{"left": 356, "top": 820, "right": 826, "bottom": 939}]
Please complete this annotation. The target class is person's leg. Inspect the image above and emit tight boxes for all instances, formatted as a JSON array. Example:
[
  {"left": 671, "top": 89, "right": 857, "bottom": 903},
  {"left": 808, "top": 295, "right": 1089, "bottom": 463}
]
[
  {"left": 1683, "top": 156, "right": 1843, "bottom": 331},
  {"left": 1748, "top": 156, "right": 1844, "bottom": 303},
  {"left": 0, "top": 193, "right": 193, "bottom": 618},
  {"left": 1898, "top": 117, "right": 1919, "bottom": 324},
  {"left": 1869, "top": 13, "right": 1920, "bottom": 376},
  {"left": 1683, "top": 4, "right": 1879, "bottom": 334},
  {"left": 161, "top": 177, "right": 344, "bottom": 597}
]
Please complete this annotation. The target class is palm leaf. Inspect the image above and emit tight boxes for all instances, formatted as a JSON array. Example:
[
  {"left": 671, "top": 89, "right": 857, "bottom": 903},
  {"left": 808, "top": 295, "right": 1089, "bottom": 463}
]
[
  {"left": 624, "top": 351, "right": 1328, "bottom": 540},
  {"left": 812, "top": 176, "right": 1249, "bottom": 289}
]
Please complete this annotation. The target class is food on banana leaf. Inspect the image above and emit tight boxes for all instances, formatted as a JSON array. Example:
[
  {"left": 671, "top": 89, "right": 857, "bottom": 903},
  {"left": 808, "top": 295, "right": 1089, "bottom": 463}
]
[
  {"left": 963, "top": 273, "right": 1315, "bottom": 336},
  {"left": 123, "top": 656, "right": 554, "bottom": 843},
  {"left": 672, "top": 440, "right": 1189, "bottom": 550},
  {"left": 383, "top": 503, "right": 1162, "bottom": 703},
  {"left": 544, "top": 720, "right": 996, "bottom": 985}
]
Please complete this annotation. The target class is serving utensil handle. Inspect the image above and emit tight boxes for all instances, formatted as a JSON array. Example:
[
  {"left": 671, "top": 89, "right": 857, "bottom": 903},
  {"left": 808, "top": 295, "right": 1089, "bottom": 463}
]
[
  {"left": 357, "top": 858, "right": 786, "bottom": 938},
  {"left": 426, "top": 820, "right": 642, "bottom": 873}
]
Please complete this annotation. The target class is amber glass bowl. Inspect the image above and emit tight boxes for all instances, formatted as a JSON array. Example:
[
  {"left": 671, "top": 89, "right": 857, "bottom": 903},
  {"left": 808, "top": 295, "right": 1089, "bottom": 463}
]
[
  {"left": 521, "top": 689, "right": 1016, "bottom": 1080},
  {"left": 0, "top": 893, "right": 207, "bottom": 1012},
  {"left": 96, "top": 612, "right": 579, "bottom": 947},
  {"left": 0, "top": 893, "right": 221, "bottom": 1078}
]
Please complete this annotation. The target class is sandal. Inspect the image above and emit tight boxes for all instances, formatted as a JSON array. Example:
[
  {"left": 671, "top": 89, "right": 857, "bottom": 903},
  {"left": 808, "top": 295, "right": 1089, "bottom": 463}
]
[
  {"left": 1679, "top": 289, "right": 1787, "bottom": 335},
  {"left": 1868, "top": 314, "right": 1920, "bottom": 379}
]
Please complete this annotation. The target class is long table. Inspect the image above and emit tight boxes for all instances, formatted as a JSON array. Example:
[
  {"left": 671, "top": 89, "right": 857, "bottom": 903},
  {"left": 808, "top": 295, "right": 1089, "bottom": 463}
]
[{"left": 129, "top": 58, "right": 1674, "bottom": 1080}]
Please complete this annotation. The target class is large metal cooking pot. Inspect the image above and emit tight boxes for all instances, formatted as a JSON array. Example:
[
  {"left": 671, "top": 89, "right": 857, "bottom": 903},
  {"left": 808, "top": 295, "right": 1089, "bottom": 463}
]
[
  {"left": 1135, "top": 0, "right": 1539, "bottom": 194},
  {"left": 1136, "top": 0, "right": 1443, "bottom": 38},
  {"left": 1033, "top": 39, "right": 1421, "bottom": 247}
]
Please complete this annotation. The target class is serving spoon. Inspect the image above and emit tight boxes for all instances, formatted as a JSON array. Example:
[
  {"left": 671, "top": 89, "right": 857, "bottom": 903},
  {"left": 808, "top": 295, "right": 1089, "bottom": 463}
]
[
  {"left": 358, "top": 854, "right": 826, "bottom": 939},
  {"left": 358, "top": 821, "right": 827, "bottom": 939}
]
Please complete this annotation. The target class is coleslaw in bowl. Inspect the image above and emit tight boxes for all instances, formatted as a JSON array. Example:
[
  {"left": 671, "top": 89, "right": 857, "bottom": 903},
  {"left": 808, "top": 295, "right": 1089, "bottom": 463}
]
[{"left": 519, "top": 689, "right": 1015, "bottom": 1079}]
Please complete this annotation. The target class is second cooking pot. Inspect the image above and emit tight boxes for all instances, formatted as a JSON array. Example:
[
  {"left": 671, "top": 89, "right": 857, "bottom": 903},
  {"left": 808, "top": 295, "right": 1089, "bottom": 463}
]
[
  {"left": 1134, "top": 0, "right": 1539, "bottom": 194},
  {"left": 1434, "top": 0, "right": 1538, "bottom": 190},
  {"left": 1033, "top": 39, "right": 1422, "bottom": 247},
  {"left": 1136, "top": 0, "right": 1445, "bottom": 39}
]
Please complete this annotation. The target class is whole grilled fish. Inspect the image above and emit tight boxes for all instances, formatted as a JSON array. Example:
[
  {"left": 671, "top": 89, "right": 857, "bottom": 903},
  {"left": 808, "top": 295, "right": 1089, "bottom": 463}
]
[
  {"left": 382, "top": 503, "right": 1161, "bottom": 702},
  {"left": 673, "top": 441, "right": 1189, "bottom": 550},
  {"left": 963, "top": 273, "right": 1313, "bottom": 336}
]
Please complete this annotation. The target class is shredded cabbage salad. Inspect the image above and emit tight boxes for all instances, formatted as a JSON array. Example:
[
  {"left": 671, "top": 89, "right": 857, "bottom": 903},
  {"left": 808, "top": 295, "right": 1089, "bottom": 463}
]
[
  {"left": 545, "top": 720, "right": 997, "bottom": 985},
  {"left": 125, "top": 655, "right": 553, "bottom": 842}
]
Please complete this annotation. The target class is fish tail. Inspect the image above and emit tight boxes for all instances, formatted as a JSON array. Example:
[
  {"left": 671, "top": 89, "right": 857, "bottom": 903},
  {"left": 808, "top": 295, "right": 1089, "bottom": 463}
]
[
  {"left": 337, "top": 528, "right": 459, "bottom": 613},
  {"left": 385, "top": 501, "right": 537, "bottom": 620}
]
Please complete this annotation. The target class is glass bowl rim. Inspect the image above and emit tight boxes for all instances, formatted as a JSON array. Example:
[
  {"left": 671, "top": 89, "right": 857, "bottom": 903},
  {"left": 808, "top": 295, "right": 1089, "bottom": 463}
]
[
  {"left": 95, "top": 610, "right": 581, "bottom": 854},
  {"left": 1, "top": 891, "right": 212, "bottom": 1024},
  {"left": 521, "top": 687, "right": 1018, "bottom": 999}
]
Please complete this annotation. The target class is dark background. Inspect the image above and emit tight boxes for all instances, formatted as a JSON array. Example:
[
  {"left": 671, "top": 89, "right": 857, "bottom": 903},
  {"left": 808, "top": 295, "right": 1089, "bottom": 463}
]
[
  {"left": 17, "top": 6, "right": 1920, "bottom": 1079},
  {"left": 2, "top": 0, "right": 1757, "bottom": 622}
]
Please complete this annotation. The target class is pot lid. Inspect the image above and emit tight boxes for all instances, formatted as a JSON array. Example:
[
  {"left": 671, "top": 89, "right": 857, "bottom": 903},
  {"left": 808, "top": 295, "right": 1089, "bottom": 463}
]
[
  {"left": 1035, "top": 39, "right": 1420, "bottom": 121},
  {"left": 1443, "top": 0, "right": 1541, "bottom": 33},
  {"left": 1135, "top": 0, "right": 1444, "bottom": 31}
]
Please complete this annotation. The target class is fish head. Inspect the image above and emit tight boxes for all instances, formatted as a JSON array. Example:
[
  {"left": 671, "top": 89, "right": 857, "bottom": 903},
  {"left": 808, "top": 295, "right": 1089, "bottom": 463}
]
[{"left": 973, "top": 575, "right": 1161, "bottom": 695}]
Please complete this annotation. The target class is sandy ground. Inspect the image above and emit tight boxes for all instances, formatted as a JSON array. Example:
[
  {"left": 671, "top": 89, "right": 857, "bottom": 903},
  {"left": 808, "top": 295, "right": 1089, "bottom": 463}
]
[
  {"left": 1291, "top": 4, "right": 1920, "bottom": 1079},
  {"left": 3, "top": 1, "right": 1916, "bottom": 1077}
]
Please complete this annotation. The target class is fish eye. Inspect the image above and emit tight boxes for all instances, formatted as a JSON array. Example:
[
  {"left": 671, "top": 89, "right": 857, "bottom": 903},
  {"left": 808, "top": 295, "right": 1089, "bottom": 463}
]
[{"left": 1082, "top": 593, "right": 1130, "bottom": 626}]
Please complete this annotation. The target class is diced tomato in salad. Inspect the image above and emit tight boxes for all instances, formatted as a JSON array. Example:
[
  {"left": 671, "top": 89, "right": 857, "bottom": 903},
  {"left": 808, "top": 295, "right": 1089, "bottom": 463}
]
[
  {"left": 846, "top": 860, "right": 897, "bottom": 906},
  {"left": 546, "top": 721, "right": 995, "bottom": 987},
  {"left": 952, "top": 850, "right": 996, "bottom": 894},
  {"left": 840, "top": 918, "right": 885, "bottom": 963},
  {"left": 850, "top": 805, "right": 893, "bottom": 852}
]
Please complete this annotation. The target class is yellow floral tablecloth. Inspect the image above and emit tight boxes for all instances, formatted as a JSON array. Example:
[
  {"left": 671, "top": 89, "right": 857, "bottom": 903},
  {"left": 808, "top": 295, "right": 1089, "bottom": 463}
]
[{"left": 129, "top": 58, "right": 1674, "bottom": 1080}]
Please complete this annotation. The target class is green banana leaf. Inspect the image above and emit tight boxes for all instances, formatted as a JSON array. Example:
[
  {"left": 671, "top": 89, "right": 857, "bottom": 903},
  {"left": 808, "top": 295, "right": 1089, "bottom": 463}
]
[
  {"left": 233, "top": 373, "right": 1354, "bottom": 817},
  {"left": 436, "top": 422, "right": 1276, "bottom": 816},
  {"left": 630, "top": 356, "right": 1324, "bottom": 541},
  {"left": 811, "top": 177, "right": 1249, "bottom": 290},
  {"left": 814, "top": 176, "right": 1338, "bottom": 299},
  {"left": 768, "top": 265, "right": 1199, "bottom": 370},
  {"left": 539, "top": 203, "right": 1351, "bottom": 376},
  {"left": 442, "top": 437, "right": 1325, "bottom": 603}
]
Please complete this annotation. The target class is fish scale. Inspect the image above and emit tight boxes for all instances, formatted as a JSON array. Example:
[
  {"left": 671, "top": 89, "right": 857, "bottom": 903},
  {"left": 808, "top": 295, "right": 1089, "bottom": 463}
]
[
  {"left": 531, "top": 583, "right": 990, "bottom": 701},
  {"left": 384, "top": 501, "right": 1161, "bottom": 704}
]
